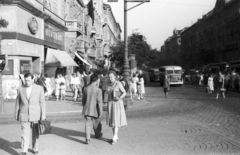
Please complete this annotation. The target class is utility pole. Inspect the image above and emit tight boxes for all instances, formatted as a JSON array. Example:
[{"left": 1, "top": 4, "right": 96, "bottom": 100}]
[{"left": 108, "top": 0, "right": 150, "bottom": 80}]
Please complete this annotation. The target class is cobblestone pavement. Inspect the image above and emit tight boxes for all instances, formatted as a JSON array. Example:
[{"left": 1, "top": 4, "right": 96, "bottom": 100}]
[{"left": 1, "top": 84, "right": 240, "bottom": 155}]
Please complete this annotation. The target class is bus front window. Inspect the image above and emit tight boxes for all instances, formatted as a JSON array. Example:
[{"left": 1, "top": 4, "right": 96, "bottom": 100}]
[
  {"left": 166, "top": 70, "right": 174, "bottom": 74},
  {"left": 174, "top": 70, "right": 182, "bottom": 74}
]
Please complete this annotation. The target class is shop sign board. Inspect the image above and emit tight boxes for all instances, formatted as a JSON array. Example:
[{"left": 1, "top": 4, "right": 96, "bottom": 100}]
[
  {"left": 44, "top": 23, "right": 65, "bottom": 48},
  {"left": 20, "top": 60, "right": 31, "bottom": 74}
]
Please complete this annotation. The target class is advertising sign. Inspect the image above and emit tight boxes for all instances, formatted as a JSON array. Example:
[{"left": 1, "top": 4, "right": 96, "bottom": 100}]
[{"left": 44, "top": 23, "right": 65, "bottom": 48}]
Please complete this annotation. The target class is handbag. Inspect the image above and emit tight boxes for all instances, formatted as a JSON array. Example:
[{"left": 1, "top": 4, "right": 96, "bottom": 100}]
[
  {"left": 220, "top": 88, "right": 226, "bottom": 92},
  {"left": 39, "top": 120, "right": 52, "bottom": 135}
]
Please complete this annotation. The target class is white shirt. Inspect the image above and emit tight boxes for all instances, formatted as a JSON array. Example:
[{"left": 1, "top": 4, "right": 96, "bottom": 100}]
[
  {"left": 71, "top": 76, "right": 80, "bottom": 85},
  {"left": 26, "top": 85, "right": 33, "bottom": 99}
]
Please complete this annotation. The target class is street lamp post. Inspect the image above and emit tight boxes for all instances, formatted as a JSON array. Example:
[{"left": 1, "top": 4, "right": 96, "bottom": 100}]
[{"left": 121, "top": 0, "right": 149, "bottom": 80}]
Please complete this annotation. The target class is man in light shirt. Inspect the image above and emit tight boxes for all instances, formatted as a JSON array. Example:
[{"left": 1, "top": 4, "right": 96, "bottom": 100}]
[
  {"left": 70, "top": 73, "right": 81, "bottom": 102},
  {"left": 15, "top": 73, "right": 46, "bottom": 155}
]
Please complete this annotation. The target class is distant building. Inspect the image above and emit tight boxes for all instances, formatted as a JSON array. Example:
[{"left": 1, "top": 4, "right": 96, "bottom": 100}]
[
  {"left": 159, "top": 28, "right": 187, "bottom": 66},
  {"left": 181, "top": 0, "right": 240, "bottom": 69}
]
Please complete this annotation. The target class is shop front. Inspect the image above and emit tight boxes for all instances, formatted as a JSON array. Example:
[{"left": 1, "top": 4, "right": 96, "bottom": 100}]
[
  {"left": 0, "top": 3, "right": 44, "bottom": 99},
  {"left": 44, "top": 22, "right": 77, "bottom": 78}
]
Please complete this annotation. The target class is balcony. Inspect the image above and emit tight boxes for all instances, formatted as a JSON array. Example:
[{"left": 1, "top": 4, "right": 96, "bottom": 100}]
[
  {"left": 65, "top": 19, "right": 83, "bottom": 34},
  {"left": 95, "top": 34, "right": 103, "bottom": 40}
]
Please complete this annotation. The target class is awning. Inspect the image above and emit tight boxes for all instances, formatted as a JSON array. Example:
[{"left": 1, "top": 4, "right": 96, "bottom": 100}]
[
  {"left": 75, "top": 52, "right": 92, "bottom": 67},
  {"left": 75, "top": 52, "right": 98, "bottom": 69},
  {"left": 45, "top": 48, "right": 78, "bottom": 67}
]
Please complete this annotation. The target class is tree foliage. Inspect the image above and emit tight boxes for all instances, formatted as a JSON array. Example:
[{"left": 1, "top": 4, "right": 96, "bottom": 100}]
[{"left": 110, "top": 33, "right": 160, "bottom": 70}]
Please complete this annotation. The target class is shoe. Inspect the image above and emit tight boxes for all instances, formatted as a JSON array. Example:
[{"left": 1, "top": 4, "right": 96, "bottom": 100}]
[
  {"left": 86, "top": 139, "right": 90, "bottom": 144},
  {"left": 33, "top": 151, "right": 38, "bottom": 154},
  {"left": 111, "top": 139, "right": 118, "bottom": 145},
  {"left": 19, "top": 152, "right": 27, "bottom": 155},
  {"left": 95, "top": 133, "right": 103, "bottom": 139}
]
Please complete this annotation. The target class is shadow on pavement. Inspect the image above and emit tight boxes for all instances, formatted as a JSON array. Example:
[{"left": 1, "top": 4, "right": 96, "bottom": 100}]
[
  {"left": 51, "top": 126, "right": 86, "bottom": 144},
  {"left": 51, "top": 126, "right": 111, "bottom": 145},
  {"left": 0, "top": 138, "right": 20, "bottom": 155}
]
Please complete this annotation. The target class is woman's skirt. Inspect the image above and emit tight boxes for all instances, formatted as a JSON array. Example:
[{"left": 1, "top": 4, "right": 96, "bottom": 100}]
[{"left": 106, "top": 100, "right": 127, "bottom": 128}]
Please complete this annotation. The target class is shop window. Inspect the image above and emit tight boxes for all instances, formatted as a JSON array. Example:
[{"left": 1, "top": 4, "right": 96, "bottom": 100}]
[{"left": 20, "top": 60, "right": 31, "bottom": 74}]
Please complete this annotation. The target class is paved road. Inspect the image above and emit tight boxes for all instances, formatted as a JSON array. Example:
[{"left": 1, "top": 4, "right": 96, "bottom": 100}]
[{"left": 1, "top": 84, "right": 240, "bottom": 155}]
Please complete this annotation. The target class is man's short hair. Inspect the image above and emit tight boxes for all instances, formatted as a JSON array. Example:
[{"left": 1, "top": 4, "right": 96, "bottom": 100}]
[
  {"left": 90, "top": 73, "right": 99, "bottom": 83},
  {"left": 24, "top": 73, "right": 34, "bottom": 79}
]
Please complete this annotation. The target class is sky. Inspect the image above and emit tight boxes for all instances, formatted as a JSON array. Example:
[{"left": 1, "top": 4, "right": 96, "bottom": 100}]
[{"left": 103, "top": 0, "right": 217, "bottom": 50}]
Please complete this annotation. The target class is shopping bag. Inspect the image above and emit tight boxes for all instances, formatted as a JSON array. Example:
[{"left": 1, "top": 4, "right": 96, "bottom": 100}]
[{"left": 39, "top": 120, "right": 52, "bottom": 135}]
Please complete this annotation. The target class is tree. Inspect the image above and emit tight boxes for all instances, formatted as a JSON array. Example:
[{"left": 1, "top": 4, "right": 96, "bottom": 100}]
[{"left": 110, "top": 32, "right": 159, "bottom": 70}]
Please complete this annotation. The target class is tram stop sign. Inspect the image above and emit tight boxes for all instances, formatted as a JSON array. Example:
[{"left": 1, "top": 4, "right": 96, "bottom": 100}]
[{"left": 0, "top": 55, "right": 7, "bottom": 73}]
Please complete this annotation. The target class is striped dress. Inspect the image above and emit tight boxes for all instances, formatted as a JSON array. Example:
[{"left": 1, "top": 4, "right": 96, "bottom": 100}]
[{"left": 106, "top": 81, "right": 127, "bottom": 128}]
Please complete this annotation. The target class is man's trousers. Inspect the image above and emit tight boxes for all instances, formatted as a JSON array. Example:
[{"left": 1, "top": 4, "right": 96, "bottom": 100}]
[
  {"left": 21, "top": 122, "right": 39, "bottom": 153},
  {"left": 84, "top": 116, "right": 102, "bottom": 140}
]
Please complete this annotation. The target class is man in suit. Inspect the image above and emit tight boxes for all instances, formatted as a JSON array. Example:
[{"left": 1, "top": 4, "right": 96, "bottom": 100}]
[
  {"left": 15, "top": 73, "right": 46, "bottom": 155},
  {"left": 82, "top": 73, "right": 103, "bottom": 144}
]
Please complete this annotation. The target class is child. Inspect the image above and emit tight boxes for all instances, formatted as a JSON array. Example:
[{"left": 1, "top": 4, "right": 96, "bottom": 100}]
[
  {"left": 207, "top": 74, "right": 214, "bottom": 94},
  {"left": 163, "top": 74, "right": 170, "bottom": 97},
  {"left": 137, "top": 77, "right": 145, "bottom": 100}
]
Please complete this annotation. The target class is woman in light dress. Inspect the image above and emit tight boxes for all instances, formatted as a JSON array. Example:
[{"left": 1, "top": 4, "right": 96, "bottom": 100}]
[
  {"left": 106, "top": 71, "right": 127, "bottom": 145},
  {"left": 207, "top": 74, "right": 214, "bottom": 94},
  {"left": 131, "top": 73, "right": 139, "bottom": 98},
  {"left": 44, "top": 74, "right": 52, "bottom": 100},
  {"left": 137, "top": 76, "right": 145, "bottom": 100},
  {"left": 55, "top": 74, "right": 66, "bottom": 101}
]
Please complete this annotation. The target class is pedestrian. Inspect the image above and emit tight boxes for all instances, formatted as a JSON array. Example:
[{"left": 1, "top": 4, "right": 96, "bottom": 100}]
[
  {"left": 44, "top": 73, "right": 52, "bottom": 100},
  {"left": 120, "top": 76, "right": 130, "bottom": 110},
  {"left": 105, "top": 71, "right": 127, "bottom": 145},
  {"left": 137, "top": 77, "right": 145, "bottom": 100},
  {"left": 163, "top": 74, "right": 170, "bottom": 97},
  {"left": 55, "top": 74, "right": 66, "bottom": 101},
  {"left": 76, "top": 71, "right": 84, "bottom": 98},
  {"left": 132, "top": 73, "right": 139, "bottom": 98},
  {"left": 14, "top": 73, "right": 46, "bottom": 155},
  {"left": 70, "top": 72, "right": 81, "bottom": 102},
  {"left": 99, "top": 70, "right": 109, "bottom": 103},
  {"left": 207, "top": 74, "right": 214, "bottom": 94},
  {"left": 83, "top": 70, "right": 93, "bottom": 89},
  {"left": 82, "top": 73, "right": 103, "bottom": 144},
  {"left": 216, "top": 71, "right": 226, "bottom": 100}
]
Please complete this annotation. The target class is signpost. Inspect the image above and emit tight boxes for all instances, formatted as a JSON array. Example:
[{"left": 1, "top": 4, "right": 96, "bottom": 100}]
[{"left": 108, "top": 0, "right": 150, "bottom": 80}]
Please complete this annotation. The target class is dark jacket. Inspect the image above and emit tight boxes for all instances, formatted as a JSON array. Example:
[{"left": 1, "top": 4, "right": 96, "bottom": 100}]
[{"left": 82, "top": 83, "right": 103, "bottom": 117}]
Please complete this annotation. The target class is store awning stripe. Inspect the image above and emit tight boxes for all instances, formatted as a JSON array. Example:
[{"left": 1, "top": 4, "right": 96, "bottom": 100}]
[
  {"left": 45, "top": 48, "right": 78, "bottom": 67},
  {"left": 74, "top": 52, "right": 92, "bottom": 67}
]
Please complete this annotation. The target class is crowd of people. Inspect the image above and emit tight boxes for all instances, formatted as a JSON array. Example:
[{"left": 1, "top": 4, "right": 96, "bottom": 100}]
[
  {"left": 184, "top": 70, "right": 240, "bottom": 93},
  {"left": 183, "top": 69, "right": 240, "bottom": 99},
  {"left": 15, "top": 69, "right": 146, "bottom": 154}
]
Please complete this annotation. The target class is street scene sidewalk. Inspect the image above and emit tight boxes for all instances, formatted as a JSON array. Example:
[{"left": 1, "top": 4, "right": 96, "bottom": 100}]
[{"left": 0, "top": 90, "right": 147, "bottom": 124}]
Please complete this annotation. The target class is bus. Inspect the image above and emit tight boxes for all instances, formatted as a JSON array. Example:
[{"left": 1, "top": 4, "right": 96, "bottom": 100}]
[
  {"left": 149, "top": 68, "right": 160, "bottom": 82},
  {"left": 159, "top": 66, "right": 183, "bottom": 86},
  {"left": 205, "top": 62, "right": 228, "bottom": 73},
  {"left": 229, "top": 60, "right": 240, "bottom": 72}
]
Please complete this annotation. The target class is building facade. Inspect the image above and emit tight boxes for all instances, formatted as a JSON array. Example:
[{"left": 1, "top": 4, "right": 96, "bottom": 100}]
[
  {"left": 0, "top": 0, "right": 121, "bottom": 99},
  {"left": 181, "top": 0, "right": 240, "bottom": 70},
  {"left": 64, "top": 0, "right": 121, "bottom": 72},
  {"left": 159, "top": 28, "right": 187, "bottom": 66}
]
